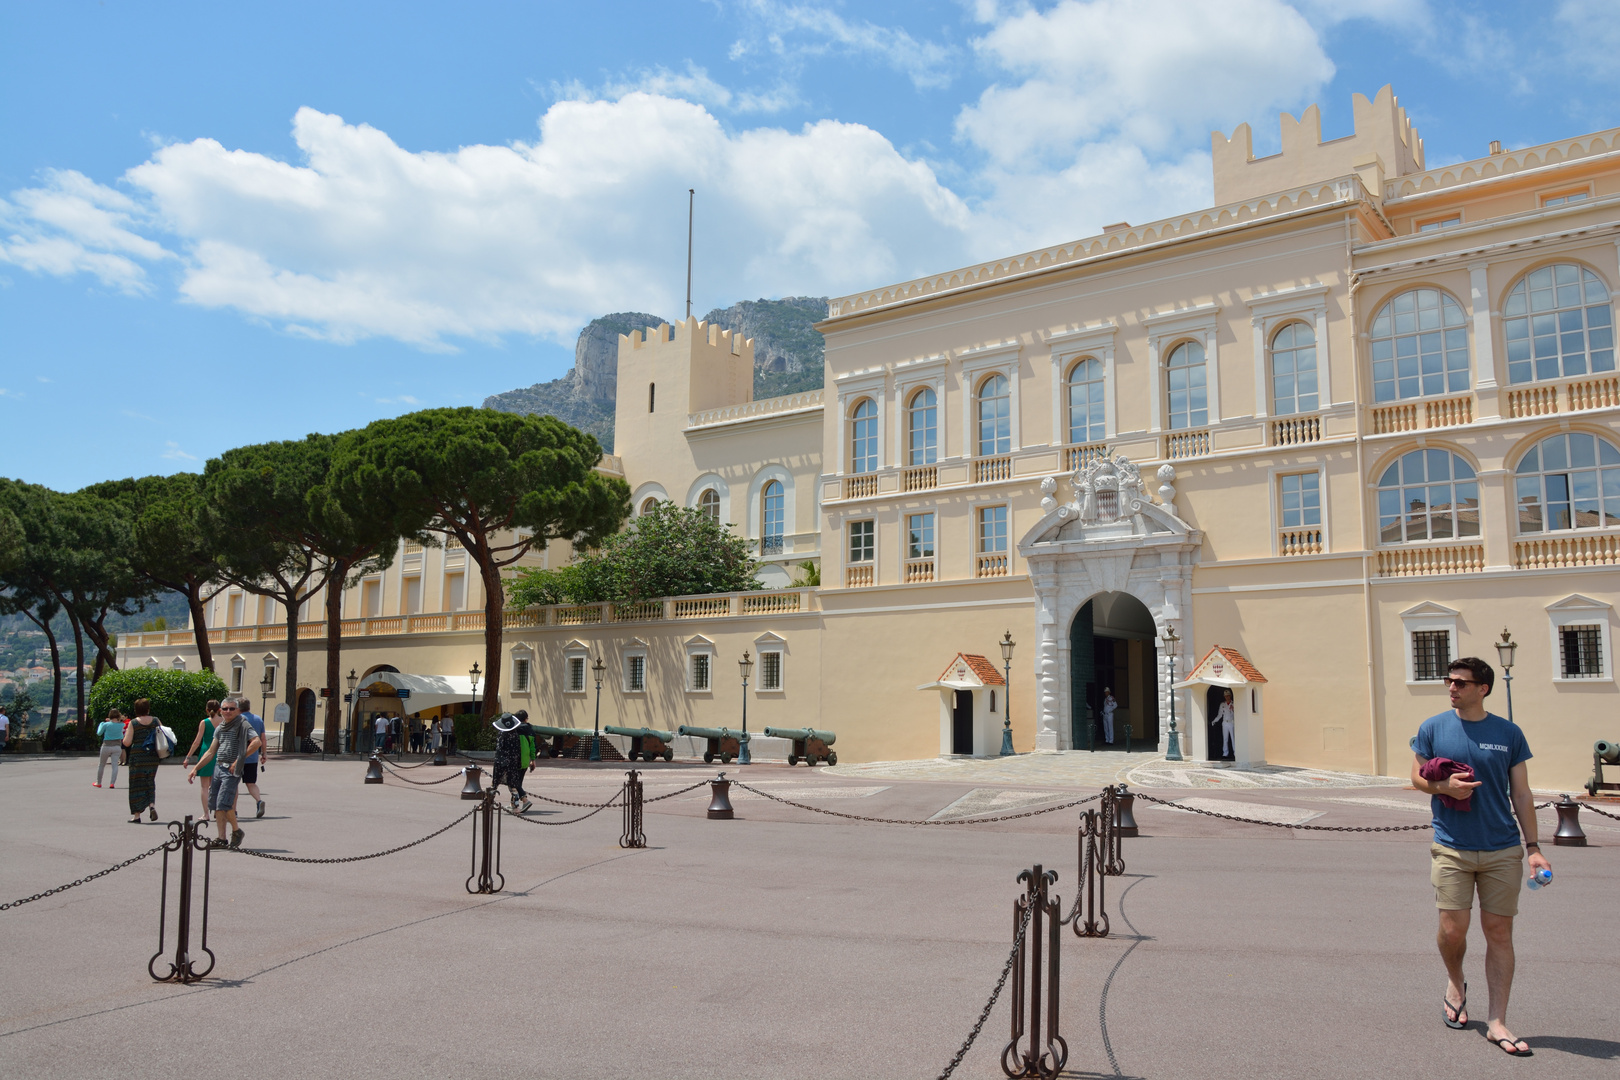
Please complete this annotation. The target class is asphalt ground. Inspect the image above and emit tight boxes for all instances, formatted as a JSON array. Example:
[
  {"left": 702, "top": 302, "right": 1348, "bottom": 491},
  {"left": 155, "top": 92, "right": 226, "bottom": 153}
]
[{"left": 1, "top": 755, "right": 1616, "bottom": 1080}]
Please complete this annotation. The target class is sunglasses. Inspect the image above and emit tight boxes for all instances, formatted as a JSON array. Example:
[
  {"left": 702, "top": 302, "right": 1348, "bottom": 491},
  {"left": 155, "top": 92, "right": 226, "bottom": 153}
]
[{"left": 1441, "top": 678, "right": 1480, "bottom": 689}]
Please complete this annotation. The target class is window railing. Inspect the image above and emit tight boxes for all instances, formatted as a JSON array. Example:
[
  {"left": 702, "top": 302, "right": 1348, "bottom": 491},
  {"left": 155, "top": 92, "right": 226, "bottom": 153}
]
[
  {"left": 904, "top": 559, "right": 936, "bottom": 583},
  {"left": 1370, "top": 403, "right": 1417, "bottom": 434},
  {"left": 1425, "top": 394, "right": 1474, "bottom": 428},
  {"left": 1568, "top": 374, "right": 1620, "bottom": 411},
  {"left": 1064, "top": 443, "right": 1107, "bottom": 472},
  {"left": 1277, "top": 528, "right": 1323, "bottom": 556},
  {"left": 1371, "top": 394, "right": 1474, "bottom": 435},
  {"left": 1163, "top": 429, "right": 1210, "bottom": 460},
  {"left": 408, "top": 615, "right": 448, "bottom": 633},
  {"left": 975, "top": 553, "right": 1009, "bottom": 578},
  {"left": 843, "top": 475, "right": 878, "bottom": 500},
  {"left": 974, "top": 456, "right": 1012, "bottom": 483},
  {"left": 759, "top": 535, "right": 785, "bottom": 555},
  {"left": 1270, "top": 415, "right": 1321, "bottom": 446},
  {"left": 1375, "top": 544, "right": 1484, "bottom": 577},
  {"left": 503, "top": 609, "right": 544, "bottom": 629},
  {"left": 1513, "top": 533, "right": 1620, "bottom": 569},
  {"left": 902, "top": 465, "right": 937, "bottom": 491},
  {"left": 1506, "top": 385, "right": 1559, "bottom": 419},
  {"left": 845, "top": 565, "right": 874, "bottom": 588}
]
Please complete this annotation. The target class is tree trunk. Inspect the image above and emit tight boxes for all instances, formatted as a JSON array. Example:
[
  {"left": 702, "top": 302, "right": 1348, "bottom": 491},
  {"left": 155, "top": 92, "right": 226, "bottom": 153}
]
[
  {"left": 33, "top": 611, "right": 62, "bottom": 737},
  {"left": 478, "top": 556, "right": 504, "bottom": 720},
  {"left": 323, "top": 559, "right": 349, "bottom": 752},
  {"left": 187, "top": 584, "right": 214, "bottom": 671},
  {"left": 67, "top": 607, "right": 87, "bottom": 727},
  {"left": 282, "top": 589, "right": 300, "bottom": 755}
]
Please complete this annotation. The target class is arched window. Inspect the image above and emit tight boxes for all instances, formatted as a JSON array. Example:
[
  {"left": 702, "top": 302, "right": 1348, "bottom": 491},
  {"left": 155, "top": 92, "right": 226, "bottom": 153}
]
[
  {"left": 850, "top": 398, "right": 878, "bottom": 474},
  {"left": 761, "top": 480, "right": 785, "bottom": 554},
  {"left": 698, "top": 488, "right": 720, "bottom": 524},
  {"left": 1369, "top": 288, "right": 1469, "bottom": 402},
  {"left": 639, "top": 497, "right": 659, "bottom": 516},
  {"left": 976, "top": 374, "right": 1010, "bottom": 456},
  {"left": 1165, "top": 341, "right": 1207, "bottom": 430},
  {"left": 1514, "top": 432, "right": 1620, "bottom": 532},
  {"left": 1503, "top": 264, "right": 1614, "bottom": 384},
  {"left": 1376, "top": 448, "right": 1479, "bottom": 543},
  {"left": 907, "top": 387, "right": 937, "bottom": 465},
  {"left": 1270, "top": 321, "right": 1318, "bottom": 415},
  {"left": 1067, "top": 357, "right": 1105, "bottom": 444}
]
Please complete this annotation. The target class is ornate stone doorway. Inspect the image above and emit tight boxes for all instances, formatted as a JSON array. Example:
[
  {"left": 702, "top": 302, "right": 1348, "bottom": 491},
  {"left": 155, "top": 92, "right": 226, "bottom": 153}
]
[{"left": 1069, "top": 593, "right": 1160, "bottom": 752}]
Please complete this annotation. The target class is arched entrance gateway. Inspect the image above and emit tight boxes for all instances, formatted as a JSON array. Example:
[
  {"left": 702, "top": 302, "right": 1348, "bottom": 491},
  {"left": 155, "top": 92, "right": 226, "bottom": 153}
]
[{"left": 1017, "top": 453, "right": 1202, "bottom": 752}]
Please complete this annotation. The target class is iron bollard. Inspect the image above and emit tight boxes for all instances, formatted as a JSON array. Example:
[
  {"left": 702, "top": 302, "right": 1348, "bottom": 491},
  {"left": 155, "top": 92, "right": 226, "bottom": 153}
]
[
  {"left": 466, "top": 789, "right": 504, "bottom": 894},
  {"left": 1112, "top": 783, "right": 1139, "bottom": 838},
  {"left": 620, "top": 769, "right": 646, "bottom": 848},
  {"left": 363, "top": 754, "right": 385, "bottom": 784},
  {"left": 1003, "top": 865, "right": 1066, "bottom": 1079},
  {"left": 432, "top": 744, "right": 447, "bottom": 767},
  {"left": 1554, "top": 795, "right": 1587, "bottom": 847},
  {"left": 149, "top": 816, "right": 216, "bottom": 983},
  {"left": 1074, "top": 806, "right": 1110, "bottom": 939},
  {"left": 459, "top": 764, "right": 484, "bottom": 800},
  {"left": 707, "top": 772, "right": 735, "bottom": 819}
]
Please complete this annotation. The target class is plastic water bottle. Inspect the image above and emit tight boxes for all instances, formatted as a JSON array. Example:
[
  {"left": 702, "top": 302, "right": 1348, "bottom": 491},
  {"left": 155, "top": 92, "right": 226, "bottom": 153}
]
[{"left": 1526, "top": 867, "right": 1553, "bottom": 890}]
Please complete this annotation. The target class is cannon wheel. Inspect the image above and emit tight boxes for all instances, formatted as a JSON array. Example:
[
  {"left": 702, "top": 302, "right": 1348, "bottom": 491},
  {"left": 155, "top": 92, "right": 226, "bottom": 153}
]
[
  {"left": 720, "top": 753, "right": 733, "bottom": 764},
  {"left": 1589, "top": 775, "right": 1601, "bottom": 797},
  {"left": 662, "top": 749, "right": 674, "bottom": 763},
  {"left": 786, "top": 753, "right": 797, "bottom": 766},
  {"left": 805, "top": 754, "right": 817, "bottom": 766},
  {"left": 703, "top": 751, "right": 714, "bottom": 764},
  {"left": 827, "top": 751, "right": 837, "bottom": 766}
]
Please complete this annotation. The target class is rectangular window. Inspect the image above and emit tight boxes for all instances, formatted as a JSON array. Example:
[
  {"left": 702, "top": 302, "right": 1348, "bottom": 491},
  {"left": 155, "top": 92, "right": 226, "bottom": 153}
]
[
  {"left": 848, "top": 520, "right": 874, "bottom": 562},
  {"left": 263, "top": 666, "right": 276, "bottom": 694},
  {"left": 1412, "top": 630, "right": 1451, "bottom": 681},
  {"left": 1560, "top": 625, "right": 1604, "bottom": 678},
  {"left": 512, "top": 658, "right": 531, "bottom": 693},
  {"left": 626, "top": 655, "right": 646, "bottom": 692},
  {"left": 907, "top": 512, "right": 935, "bottom": 559},
  {"left": 760, "top": 651, "right": 782, "bottom": 691},
  {"left": 1278, "top": 473, "right": 1322, "bottom": 528},
  {"left": 228, "top": 593, "right": 244, "bottom": 627},
  {"left": 403, "top": 576, "right": 422, "bottom": 615},
  {"left": 1542, "top": 191, "right": 1589, "bottom": 208},
  {"left": 691, "top": 653, "right": 711, "bottom": 691},
  {"left": 232, "top": 666, "right": 244, "bottom": 693},
  {"left": 977, "top": 505, "right": 1008, "bottom": 553},
  {"left": 361, "top": 579, "right": 381, "bottom": 617},
  {"left": 445, "top": 573, "right": 465, "bottom": 611},
  {"left": 1417, "top": 214, "right": 1461, "bottom": 233},
  {"left": 567, "top": 656, "right": 585, "bottom": 693}
]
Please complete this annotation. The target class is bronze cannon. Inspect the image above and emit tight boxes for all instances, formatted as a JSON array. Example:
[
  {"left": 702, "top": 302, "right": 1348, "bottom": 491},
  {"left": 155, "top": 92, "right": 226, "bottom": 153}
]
[
  {"left": 762, "top": 726, "right": 837, "bottom": 766},
  {"left": 677, "top": 725, "right": 749, "bottom": 765},
  {"left": 604, "top": 725, "right": 677, "bottom": 763}
]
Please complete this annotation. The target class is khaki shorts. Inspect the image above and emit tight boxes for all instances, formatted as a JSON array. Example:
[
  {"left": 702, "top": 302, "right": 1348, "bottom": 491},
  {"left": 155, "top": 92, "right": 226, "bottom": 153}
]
[{"left": 1431, "top": 843, "right": 1523, "bottom": 917}]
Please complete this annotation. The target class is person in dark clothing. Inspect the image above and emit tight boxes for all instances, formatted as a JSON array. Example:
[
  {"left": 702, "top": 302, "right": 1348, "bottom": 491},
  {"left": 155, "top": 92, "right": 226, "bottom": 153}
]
[{"left": 491, "top": 713, "right": 541, "bottom": 813}]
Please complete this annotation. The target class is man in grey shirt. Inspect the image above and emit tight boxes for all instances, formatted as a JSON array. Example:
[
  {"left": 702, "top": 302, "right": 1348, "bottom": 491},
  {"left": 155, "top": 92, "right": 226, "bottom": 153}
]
[{"left": 187, "top": 699, "right": 262, "bottom": 848}]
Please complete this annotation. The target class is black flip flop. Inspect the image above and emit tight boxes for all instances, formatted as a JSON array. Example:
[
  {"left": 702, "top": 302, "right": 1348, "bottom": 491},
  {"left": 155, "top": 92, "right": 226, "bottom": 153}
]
[
  {"left": 1443, "top": 983, "right": 1467, "bottom": 1029},
  {"left": 1489, "top": 1035, "right": 1532, "bottom": 1057}
]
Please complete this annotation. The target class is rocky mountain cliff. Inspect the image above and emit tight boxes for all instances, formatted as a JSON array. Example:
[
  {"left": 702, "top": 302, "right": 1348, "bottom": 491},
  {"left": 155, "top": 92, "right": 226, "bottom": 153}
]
[{"left": 483, "top": 298, "right": 827, "bottom": 451}]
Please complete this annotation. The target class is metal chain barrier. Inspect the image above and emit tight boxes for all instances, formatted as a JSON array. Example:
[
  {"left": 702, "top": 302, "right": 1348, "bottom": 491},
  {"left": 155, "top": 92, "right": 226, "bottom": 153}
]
[
  {"left": 937, "top": 898, "right": 1036, "bottom": 1080},
  {"left": 731, "top": 780, "right": 1102, "bottom": 826},
  {"left": 644, "top": 780, "right": 713, "bottom": 803},
  {"left": 1131, "top": 791, "right": 1434, "bottom": 832},
  {"left": 526, "top": 791, "right": 622, "bottom": 809},
  {"left": 500, "top": 792, "right": 623, "bottom": 827},
  {"left": 379, "top": 760, "right": 467, "bottom": 786},
  {"left": 228, "top": 808, "right": 476, "bottom": 864},
  {"left": 2, "top": 843, "right": 167, "bottom": 912},
  {"left": 1578, "top": 801, "right": 1620, "bottom": 821}
]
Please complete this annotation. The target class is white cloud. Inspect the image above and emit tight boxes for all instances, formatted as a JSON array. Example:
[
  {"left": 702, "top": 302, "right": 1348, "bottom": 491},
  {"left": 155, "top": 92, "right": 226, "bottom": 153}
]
[
  {"left": 958, "top": 0, "right": 1335, "bottom": 164},
  {"left": 732, "top": 1, "right": 959, "bottom": 89},
  {"left": 0, "top": 169, "right": 173, "bottom": 292},
  {"left": 161, "top": 441, "right": 197, "bottom": 461}
]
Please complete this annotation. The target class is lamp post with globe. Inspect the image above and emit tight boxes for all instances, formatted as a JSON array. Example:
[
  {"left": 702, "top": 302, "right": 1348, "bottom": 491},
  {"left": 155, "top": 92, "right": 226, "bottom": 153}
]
[
  {"left": 1160, "top": 625, "right": 1183, "bottom": 762},
  {"left": 1495, "top": 628, "right": 1518, "bottom": 724},
  {"left": 738, "top": 651, "right": 754, "bottom": 765},
  {"left": 999, "top": 631, "right": 1015, "bottom": 756}
]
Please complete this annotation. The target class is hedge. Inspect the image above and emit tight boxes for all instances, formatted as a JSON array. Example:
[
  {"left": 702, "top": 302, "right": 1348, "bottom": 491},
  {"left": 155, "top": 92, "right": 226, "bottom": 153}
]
[
  {"left": 452, "top": 713, "right": 495, "bottom": 752},
  {"left": 86, "top": 668, "right": 231, "bottom": 753}
]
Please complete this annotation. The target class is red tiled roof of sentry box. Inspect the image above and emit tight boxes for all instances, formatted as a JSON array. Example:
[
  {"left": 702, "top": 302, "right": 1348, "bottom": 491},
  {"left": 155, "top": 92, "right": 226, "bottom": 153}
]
[
  {"left": 1193, "top": 645, "right": 1267, "bottom": 683},
  {"left": 938, "top": 653, "right": 1006, "bottom": 686}
]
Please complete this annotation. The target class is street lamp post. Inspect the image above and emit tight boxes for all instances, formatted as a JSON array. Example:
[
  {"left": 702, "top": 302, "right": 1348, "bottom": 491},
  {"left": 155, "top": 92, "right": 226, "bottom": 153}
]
[
  {"left": 1496, "top": 628, "right": 1518, "bottom": 725},
  {"left": 590, "top": 657, "right": 605, "bottom": 762},
  {"left": 1160, "top": 625, "right": 1183, "bottom": 762},
  {"left": 344, "top": 668, "right": 358, "bottom": 755},
  {"left": 469, "top": 661, "right": 481, "bottom": 716},
  {"left": 999, "top": 631, "right": 1015, "bottom": 756},
  {"left": 738, "top": 651, "right": 754, "bottom": 765}
]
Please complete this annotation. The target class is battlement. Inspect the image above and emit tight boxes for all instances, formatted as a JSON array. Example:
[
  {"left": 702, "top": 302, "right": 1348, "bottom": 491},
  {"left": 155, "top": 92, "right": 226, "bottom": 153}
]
[
  {"left": 621, "top": 316, "right": 754, "bottom": 361},
  {"left": 1213, "top": 84, "right": 1424, "bottom": 206}
]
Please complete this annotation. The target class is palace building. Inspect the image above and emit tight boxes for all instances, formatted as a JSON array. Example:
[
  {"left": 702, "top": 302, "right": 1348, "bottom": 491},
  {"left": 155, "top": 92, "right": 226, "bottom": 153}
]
[{"left": 120, "top": 87, "right": 1619, "bottom": 790}]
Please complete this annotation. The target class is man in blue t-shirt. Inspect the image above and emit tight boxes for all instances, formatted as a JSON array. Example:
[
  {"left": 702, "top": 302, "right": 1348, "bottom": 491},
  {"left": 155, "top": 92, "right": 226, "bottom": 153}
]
[
  {"left": 1411, "top": 657, "right": 1549, "bottom": 1058},
  {"left": 237, "top": 700, "right": 268, "bottom": 819}
]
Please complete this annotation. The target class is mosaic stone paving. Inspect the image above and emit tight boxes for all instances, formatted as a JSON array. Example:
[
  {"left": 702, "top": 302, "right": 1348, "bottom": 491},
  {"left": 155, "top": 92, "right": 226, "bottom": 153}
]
[
  {"left": 928, "top": 787, "right": 1077, "bottom": 820},
  {"left": 825, "top": 750, "right": 1409, "bottom": 790},
  {"left": 1142, "top": 796, "right": 1325, "bottom": 825}
]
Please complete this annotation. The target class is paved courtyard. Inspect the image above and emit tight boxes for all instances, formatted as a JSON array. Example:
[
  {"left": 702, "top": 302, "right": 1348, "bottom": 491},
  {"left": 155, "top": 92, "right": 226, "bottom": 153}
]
[{"left": 1, "top": 753, "right": 1615, "bottom": 1080}]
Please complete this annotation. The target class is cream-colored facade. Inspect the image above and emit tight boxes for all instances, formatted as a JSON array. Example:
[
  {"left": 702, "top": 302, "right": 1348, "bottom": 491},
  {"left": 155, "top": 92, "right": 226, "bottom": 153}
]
[{"left": 121, "top": 87, "right": 1618, "bottom": 790}]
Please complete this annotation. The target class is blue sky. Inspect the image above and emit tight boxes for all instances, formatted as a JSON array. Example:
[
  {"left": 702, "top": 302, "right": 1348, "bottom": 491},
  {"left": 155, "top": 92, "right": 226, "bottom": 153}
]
[{"left": 5, "top": 1, "right": 1619, "bottom": 490}]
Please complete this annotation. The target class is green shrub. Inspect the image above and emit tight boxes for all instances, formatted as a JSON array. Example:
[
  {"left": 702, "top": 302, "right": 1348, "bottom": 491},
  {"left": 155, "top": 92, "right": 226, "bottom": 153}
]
[
  {"left": 452, "top": 713, "right": 494, "bottom": 752},
  {"left": 87, "top": 668, "right": 230, "bottom": 752}
]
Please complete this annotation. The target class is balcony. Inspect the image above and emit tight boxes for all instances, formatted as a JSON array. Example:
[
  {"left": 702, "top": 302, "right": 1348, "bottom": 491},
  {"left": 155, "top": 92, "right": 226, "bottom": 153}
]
[
  {"left": 1064, "top": 443, "right": 1107, "bottom": 472},
  {"left": 1370, "top": 393, "right": 1473, "bottom": 435},
  {"left": 1507, "top": 374, "right": 1620, "bottom": 418},
  {"left": 1375, "top": 544, "right": 1484, "bottom": 577},
  {"left": 844, "top": 474, "right": 878, "bottom": 500},
  {"left": 845, "top": 565, "right": 874, "bottom": 588},
  {"left": 904, "top": 559, "right": 936, "bottom": 583},
  {"left": 1277, "top": 528, "right": 1323, "bottom": 556},
  {"left": 975, "top": 553, "right": 1009, "bottom": 578},
  {"left": 1163, "top": 429, "right": 1210, "bottom": 460},
  {"left": 903, "top": 465, "right": 938, "bottom": 492},
  {"left": 1513, "top": 533, "right": 1620, "bottom": 569},
  {"left": 1270, "top": 415, "right": 1321, "bottom": 446},
  {"left": 759, "top": 534, "right": 785, "bottom": 555},
  {"left": 974, "top": 456, "right": 1012, "bottom": 483}
]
